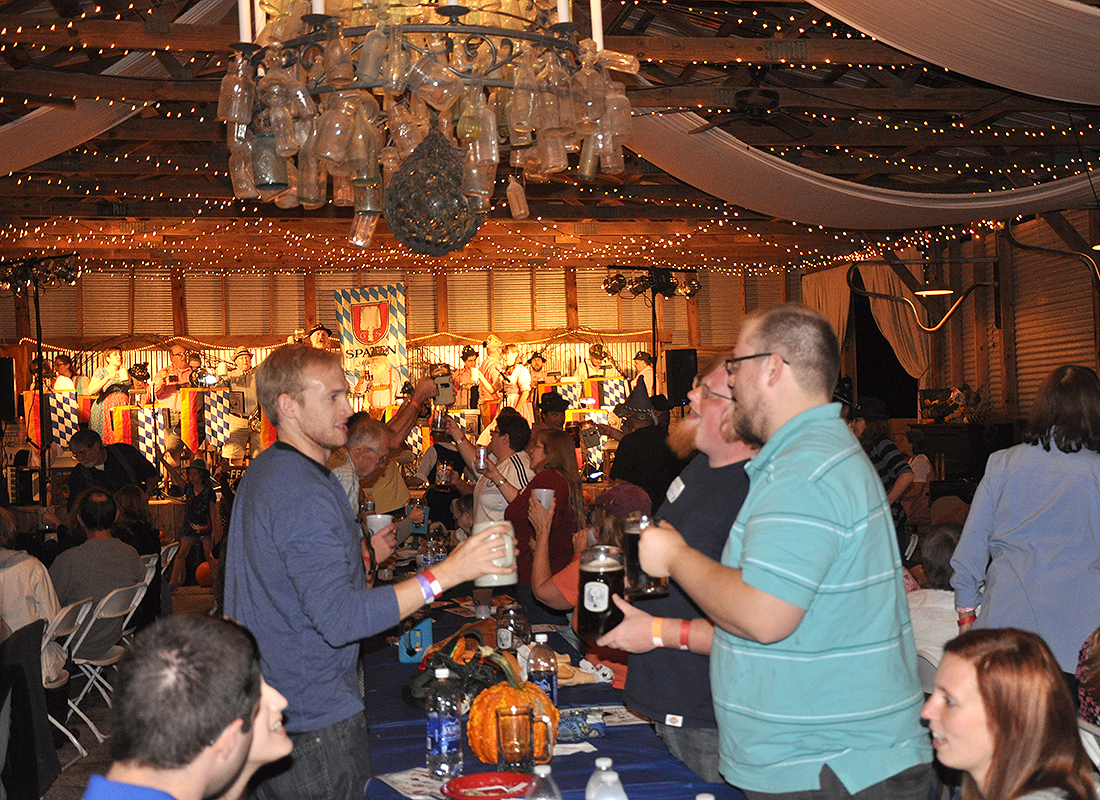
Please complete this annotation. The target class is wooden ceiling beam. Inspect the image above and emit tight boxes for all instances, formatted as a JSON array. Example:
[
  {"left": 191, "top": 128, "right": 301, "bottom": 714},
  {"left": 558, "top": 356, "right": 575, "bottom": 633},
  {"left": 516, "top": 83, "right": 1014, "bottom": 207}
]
[
  {"left": 628, "top": 85, "right": 1090, "bottom": 113},
  {"left": 0, "top": 15, "right": 238, "bottom": 52},
  {"left": 606, "top": 35, "right": 920, "bottom": 66},
  {"left": 0, "top": 66, "right": 218, "bottom": 102}
]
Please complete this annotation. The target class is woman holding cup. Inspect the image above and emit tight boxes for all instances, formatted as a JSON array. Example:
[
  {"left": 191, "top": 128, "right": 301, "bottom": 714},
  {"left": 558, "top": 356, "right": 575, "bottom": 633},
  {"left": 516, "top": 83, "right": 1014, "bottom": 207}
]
[
  {"left": 921, "top": 628, "right": 1096, "bottom": 800},
  {"left": 502, "top": 429, "right": 586, "bottom": 585}
]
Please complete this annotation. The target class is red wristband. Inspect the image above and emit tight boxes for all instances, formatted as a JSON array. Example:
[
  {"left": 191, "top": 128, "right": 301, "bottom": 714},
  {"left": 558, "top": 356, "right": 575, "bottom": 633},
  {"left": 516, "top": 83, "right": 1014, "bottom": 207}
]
[
  {"left": 679, "top": 619, "right": 690, "bottom": 650},
  {"left": 408, "top": 399, "right": 422, "bottom": 412},
  {"left": 957, "top": 614, "right": 977, "bottom": 626}
]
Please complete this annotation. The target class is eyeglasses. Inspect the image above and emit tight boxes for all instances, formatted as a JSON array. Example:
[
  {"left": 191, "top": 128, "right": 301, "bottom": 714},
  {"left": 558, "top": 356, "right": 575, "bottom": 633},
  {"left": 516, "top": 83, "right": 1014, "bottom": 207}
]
[
  {"left": 692, "top": 378, "right": 734, "bottom": 402},
  {"left": 724, "top": 353, "right": 783, "bottom": 375}
]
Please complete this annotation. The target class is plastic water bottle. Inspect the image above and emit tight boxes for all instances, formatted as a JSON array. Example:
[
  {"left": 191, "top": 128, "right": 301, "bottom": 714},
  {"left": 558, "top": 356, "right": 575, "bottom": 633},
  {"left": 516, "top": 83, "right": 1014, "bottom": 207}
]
[
  {"left": 527, "top": 633, "right": 558, "bottom": 705},
  {"left": 426, "top": 667, "right": 464, "bottom": 779},
  {"left": 585, "top": 757, "right": 628, "bottom": 800},
  {"left": 524, "top": 764, "right": 563, "bottom": 800}
]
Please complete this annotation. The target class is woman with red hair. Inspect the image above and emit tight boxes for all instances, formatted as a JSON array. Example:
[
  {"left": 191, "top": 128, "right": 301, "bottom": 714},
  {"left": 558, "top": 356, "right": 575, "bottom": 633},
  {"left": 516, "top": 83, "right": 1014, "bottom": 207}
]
[{"left": 922, "top": 628, "right": 1095, "bottom": 800}]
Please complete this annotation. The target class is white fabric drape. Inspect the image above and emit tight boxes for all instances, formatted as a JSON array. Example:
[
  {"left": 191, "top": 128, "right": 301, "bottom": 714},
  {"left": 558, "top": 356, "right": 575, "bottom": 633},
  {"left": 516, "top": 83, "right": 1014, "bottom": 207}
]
[
  {"left": 628, "top": 113, "right": 1100, "bottom": 230},
  {"left": 858, "top": 263, "right": 930, "bottom": 383},
  {"left": 801, "top": 267, "right": 852, "bottom": 347},
  {"left": 0, "top": 0, "right": 235, "bottom": 176},
  {"left": 808, "top": 0, "right": 1100, "bottom": 106}
]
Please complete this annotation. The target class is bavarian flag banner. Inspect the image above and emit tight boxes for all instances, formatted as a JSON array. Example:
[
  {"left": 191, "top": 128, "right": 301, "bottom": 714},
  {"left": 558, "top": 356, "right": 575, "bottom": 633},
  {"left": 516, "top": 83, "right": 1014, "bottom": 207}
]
[
  {"left": 179, "top": 388, "right": 204, "bottom": 453},
  {"left": 112, "top": 406, "right": 169, "bottom": 464},
  {"left": 333, "top": 284, "right": 408, "bottom": 399},
  {"left": 22, "top": 390, "right": 80, "bottom": 448}
]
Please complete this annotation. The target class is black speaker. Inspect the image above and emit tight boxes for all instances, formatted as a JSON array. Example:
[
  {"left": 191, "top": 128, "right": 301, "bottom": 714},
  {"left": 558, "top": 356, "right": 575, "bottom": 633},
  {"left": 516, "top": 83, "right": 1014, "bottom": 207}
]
[
  {"left": 664, "top": 349, "right": 697, "bottom": 407},
  {"left": 0, "top": 357, "right": 14, "bottom": 422}
]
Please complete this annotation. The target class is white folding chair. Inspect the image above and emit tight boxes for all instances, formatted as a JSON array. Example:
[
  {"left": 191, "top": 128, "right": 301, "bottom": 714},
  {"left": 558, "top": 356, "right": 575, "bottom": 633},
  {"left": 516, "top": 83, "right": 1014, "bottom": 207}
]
[
  {"left": 65, "top": 583, "right": 147, "bottom": 742},
  {"left": 1079, "top": 719, "right": 1100, "bottom": 773},
  {"left": 160, "top": 542, "right": 180, "bottom": 581},
  {"left": 41, "top": 597, "right": 94, "bottom": 761},
  {"left": 122, "top": 558, "right": 159, "bottom": 644}
]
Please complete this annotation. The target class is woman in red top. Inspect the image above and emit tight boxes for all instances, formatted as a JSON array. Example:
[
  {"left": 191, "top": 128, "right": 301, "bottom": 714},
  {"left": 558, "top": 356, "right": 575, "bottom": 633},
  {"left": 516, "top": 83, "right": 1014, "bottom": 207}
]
[{"left": 502, "top": 429, "right": 585, "bottom": 585}]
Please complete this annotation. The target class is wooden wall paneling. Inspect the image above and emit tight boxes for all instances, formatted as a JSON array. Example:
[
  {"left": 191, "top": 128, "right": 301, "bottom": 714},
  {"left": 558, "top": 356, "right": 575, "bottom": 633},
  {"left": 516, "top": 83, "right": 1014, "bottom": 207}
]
[
  {"left": 436, "top": 272, "right": 449, "bottom": 332},
  {"left": 268, "top": 271, "right": 275, "bottom": 335},
  {"left": 964, "top": 241, "right": 991, "bottom": 400},
  {"left": 738, "top": 271, "right": 747, "bottom": 317},
  {"left": 565, "top": 266, "right": 578, "bottom": 330},
  {"left": 996, "top": 232, "right": 1018, "bottom": 417}
]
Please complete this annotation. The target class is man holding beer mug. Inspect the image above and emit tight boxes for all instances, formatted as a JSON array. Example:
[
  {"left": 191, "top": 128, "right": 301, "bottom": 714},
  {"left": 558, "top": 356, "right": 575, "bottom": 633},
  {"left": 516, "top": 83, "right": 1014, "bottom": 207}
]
[
  {"left": 634, "top": 305, "right": 931, "bottom": 800},
  {"left": 596, "top": 353, "right": 756, "bottom": 783},
  {"left": 224, "top": 344, "right": 515, "bottom": 800}
]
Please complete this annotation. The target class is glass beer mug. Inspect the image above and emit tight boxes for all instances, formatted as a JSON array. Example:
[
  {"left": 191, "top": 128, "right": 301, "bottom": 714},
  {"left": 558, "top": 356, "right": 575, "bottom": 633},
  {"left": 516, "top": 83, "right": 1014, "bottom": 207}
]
[
  {"left": 623, "top": 512, "right": 668, "bottom": 599},
  {"left": 576, "top": 545, "right": 625, "bottom": 644}
]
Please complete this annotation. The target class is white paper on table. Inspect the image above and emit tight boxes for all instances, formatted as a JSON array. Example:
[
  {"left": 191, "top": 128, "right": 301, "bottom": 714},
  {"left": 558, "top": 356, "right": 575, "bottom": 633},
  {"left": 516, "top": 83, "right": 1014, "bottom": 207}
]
[
  {"left": 375, "top": 767, "right": 447, "bottom": 800},
  {"left": 553, "top": 741, "right": 599, "bottom": 756}
]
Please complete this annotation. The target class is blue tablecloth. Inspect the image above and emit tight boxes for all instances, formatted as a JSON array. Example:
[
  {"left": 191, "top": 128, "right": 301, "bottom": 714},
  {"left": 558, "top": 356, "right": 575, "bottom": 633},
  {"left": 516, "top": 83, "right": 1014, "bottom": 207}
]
[{"left": 361, "top": 604, "right": 744, "bottom": 800}]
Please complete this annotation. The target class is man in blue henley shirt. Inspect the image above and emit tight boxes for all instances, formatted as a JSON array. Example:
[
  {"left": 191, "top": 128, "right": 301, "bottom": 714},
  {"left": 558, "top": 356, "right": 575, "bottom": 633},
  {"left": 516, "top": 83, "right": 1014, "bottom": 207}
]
[
  {"left": 639, "top": 304, "right": 931, "bottom": 800},
  {"left": 224, "top": 344, "right": 513, "bottom": 800}
]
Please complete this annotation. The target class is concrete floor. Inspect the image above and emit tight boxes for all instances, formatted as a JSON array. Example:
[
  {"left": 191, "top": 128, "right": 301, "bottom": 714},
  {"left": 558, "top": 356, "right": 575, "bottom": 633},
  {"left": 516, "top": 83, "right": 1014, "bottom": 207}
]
[{"left": 41, "top": 586, "right": 217, "bottom": 800}]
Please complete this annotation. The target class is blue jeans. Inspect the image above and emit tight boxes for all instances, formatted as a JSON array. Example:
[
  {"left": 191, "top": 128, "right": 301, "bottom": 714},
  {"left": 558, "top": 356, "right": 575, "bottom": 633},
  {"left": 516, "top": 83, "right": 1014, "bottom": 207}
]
[{"left": 252, "top": 711, "right": 372, "bottom": 800}]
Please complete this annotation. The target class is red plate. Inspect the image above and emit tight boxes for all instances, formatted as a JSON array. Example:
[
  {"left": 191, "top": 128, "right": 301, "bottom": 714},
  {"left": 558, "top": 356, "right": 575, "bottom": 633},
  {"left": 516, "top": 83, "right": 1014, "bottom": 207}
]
[{"left": 440, "top": 772, "right": 534, "bottom": 799}]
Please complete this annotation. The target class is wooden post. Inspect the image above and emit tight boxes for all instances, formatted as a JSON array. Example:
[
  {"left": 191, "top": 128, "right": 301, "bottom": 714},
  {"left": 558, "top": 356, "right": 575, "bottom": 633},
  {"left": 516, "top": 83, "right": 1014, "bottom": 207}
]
[
  {"left": 13, "top": 291, "right": 30, "bottom": 342},
  {"left": 565, "top": 266, "right": 579, "bottom": 329},
  {"left": 304, "top": 268, "right": 317, "bottom": 331},
  {"left": 997, "top": 232, "right": 1018, "bottom": 416},
  {"left": 686, "top": 295, "right": 701, "bottom": 347},
  {"left": 171, "top": 266, "right": 186, "bottom": 335}
]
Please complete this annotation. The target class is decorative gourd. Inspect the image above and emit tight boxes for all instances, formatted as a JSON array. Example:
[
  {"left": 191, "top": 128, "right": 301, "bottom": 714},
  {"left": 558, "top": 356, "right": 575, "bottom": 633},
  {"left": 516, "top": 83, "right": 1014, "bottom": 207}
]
[{"left": 467, "top": 647, "right": 560, "bottom": 764}]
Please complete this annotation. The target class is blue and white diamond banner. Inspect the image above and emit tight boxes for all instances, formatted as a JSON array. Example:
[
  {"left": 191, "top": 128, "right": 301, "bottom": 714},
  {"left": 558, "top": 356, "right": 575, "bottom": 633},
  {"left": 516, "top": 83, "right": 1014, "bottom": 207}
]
[
  {"left": 203, "top": 389, "right": 233, "bottom": 448},
  {"left": 134, "top": 407, "right": 169, "bottom": 464},
  {"left": 48, "top": 391, "right": 80, "bottom": 447}
]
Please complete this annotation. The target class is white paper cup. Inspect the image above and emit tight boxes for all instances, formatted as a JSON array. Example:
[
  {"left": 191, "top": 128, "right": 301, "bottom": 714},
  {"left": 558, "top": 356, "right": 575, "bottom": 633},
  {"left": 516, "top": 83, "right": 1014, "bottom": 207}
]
[
  {"left": 365, "top": 514, "right": 393, "bottom": 535},
  {"left": 472, "top": 520, "right": 518, "bottom": 587},
  {"left": 532, "top": 488, "right": 555, "bottom": 509}
]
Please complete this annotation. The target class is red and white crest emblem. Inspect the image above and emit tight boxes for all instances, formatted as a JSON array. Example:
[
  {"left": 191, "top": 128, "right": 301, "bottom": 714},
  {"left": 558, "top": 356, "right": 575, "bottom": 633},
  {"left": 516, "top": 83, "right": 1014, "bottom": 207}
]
[{"left": 352, "top": 301, "right": 389, "bottom": 345}]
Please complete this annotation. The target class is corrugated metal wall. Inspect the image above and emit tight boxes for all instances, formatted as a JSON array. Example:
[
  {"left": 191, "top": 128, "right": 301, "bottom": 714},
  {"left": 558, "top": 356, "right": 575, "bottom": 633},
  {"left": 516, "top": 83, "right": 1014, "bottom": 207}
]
[{"left": 1008, "top": 216, "right": 1096, "bottom": 411}]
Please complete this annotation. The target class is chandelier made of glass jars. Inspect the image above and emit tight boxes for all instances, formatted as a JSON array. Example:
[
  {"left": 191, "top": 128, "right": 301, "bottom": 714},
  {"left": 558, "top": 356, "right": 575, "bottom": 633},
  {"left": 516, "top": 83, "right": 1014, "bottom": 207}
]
[{"left": 216, "top": 1, "right": 638, "bottom": 255}]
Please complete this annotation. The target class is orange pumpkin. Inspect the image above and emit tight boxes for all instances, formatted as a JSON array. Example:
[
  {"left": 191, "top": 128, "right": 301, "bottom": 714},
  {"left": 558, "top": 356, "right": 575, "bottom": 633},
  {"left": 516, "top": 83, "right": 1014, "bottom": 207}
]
[{"left": 467, "top": 649, "right": 560, "bottom": 765}]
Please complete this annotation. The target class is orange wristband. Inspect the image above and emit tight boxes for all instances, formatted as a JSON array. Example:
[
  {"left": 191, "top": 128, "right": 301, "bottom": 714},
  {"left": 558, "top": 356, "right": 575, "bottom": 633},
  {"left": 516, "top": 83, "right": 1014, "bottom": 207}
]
[{"left": 651, "top": 616, "right": 664, "bottom": 648}]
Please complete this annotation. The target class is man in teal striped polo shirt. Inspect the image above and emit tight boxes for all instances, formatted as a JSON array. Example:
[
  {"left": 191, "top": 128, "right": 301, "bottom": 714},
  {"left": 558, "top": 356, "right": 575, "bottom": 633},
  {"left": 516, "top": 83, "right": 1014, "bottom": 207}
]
[{"left": 639, "top": 303, "right": 930, "bottom": 800}]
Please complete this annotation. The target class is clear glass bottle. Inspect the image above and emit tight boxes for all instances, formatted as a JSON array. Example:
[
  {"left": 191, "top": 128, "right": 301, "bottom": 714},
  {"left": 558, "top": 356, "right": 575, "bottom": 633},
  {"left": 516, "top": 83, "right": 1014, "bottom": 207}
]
[
  {"left": 296, "top": 120, "right": 328, "bottom": 209},
  {"left": 217, "top": 52, "right": 255, "bottom": 124},
  {"left": 380, "top": 20, "right": 409, "bottom": 96},
  {"left": 322, "top": 18, "right": 355, "bottom": 88},
  {"left": 571, "top": 39, "right": 606, "bottom": 136},
  {"left": 506, "top": 175, "right": 529, "bottom": 219}
]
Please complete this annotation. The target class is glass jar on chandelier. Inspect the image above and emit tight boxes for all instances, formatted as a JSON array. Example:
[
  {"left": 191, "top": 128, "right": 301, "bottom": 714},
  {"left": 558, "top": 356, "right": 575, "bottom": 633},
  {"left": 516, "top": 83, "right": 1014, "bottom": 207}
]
[{"left": 216, "top": 0, "right": 639, "bottom": 255}]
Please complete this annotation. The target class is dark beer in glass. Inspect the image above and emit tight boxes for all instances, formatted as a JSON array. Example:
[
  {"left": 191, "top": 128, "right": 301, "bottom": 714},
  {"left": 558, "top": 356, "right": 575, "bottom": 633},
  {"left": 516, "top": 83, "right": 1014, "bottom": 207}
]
[
  {"left": 577, "top": 546, "right": 625, "bottom": 644},
  {"left": 624, "top": 513, "right": 668, "bottom": 599}
]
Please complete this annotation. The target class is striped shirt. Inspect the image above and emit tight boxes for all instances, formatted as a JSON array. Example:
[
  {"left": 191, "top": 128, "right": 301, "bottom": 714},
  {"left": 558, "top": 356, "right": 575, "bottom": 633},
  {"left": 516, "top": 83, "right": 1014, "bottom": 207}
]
[
  {"left": 473, "top": 450, "right": 532, "bottom": 525},
  {"left": 713, "top": 403, "right": 930, "bottom": 794}
]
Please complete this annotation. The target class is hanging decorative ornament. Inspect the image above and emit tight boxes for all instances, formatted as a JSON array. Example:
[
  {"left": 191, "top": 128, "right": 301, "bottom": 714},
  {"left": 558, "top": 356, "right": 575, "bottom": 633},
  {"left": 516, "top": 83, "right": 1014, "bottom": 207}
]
[{"left": 383, "top": 130, "right": 483, "bottom": 256}]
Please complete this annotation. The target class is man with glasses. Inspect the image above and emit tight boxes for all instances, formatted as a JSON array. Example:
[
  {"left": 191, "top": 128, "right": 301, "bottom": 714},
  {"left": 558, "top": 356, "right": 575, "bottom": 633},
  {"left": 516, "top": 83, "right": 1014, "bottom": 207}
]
[
  {"left": 66, "top": 428, "right": 158, "bottom": 509},
  {"left": 638, "top": 304, "right": 930, "bottom": 800},
  {"left": 153, "top": 344, "right": 193, "bottom": 431},
  {"left": 331, "top": 412, "right": 400, "bottom": 579},
  {"left": 598, "top": 352, "right": 756, "bottom": 783},
  {"left": 80, "top": 615, "right": 291, "bottom": 800}
]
